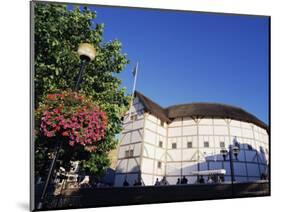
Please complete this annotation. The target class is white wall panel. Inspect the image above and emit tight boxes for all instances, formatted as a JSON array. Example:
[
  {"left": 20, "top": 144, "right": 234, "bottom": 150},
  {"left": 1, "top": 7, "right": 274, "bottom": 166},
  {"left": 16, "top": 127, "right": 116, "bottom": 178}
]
[
  {"left": 141, "top": 174, "right": 153, "bottom": 186},
  {"left": 183, "top": 117, "right": 195, "bottom": 125},
  {"left": 166, "top": 163, "right": 181, "bottom": 175},
  {"left": 198, "top": 125, "right": 213, "bottom": 135},
  {"left": 242, "top": 128, "right": 254, "bottom": 138},
  {"left": 214, "top": 125, "right": 228, "bottom": 135},
  {"left": 230, "top": 120, "right": 241, "bottom": 127},
  {"left": 167, "top": 149, "right": 181, "bottom": 161},
  {"left": 127, "top": 158, "right": 140, "bottom": 172},
  {"left": 116, "top": 159, "right": 127, "bottom": 173},
  {"left": 166, "top": 177, "right": 178, "bottom": 185},
  {"left": 141, "top": 158, "right": 154, "bottom": 174},
  {"left": 168, "top": 127, "right": 181, "bottom": 137},
  {"left": 158, "top": 126, "right": 166, "bottom": 136},
  {"left": 199, "top": 118, "right": 213, "bottom": 125},
  {"left": 182, "top": 162, "right": 198, "bottom": 175},
  {"left": 241, "top": 122, "right": 252, "bottom": 129},
  {"left": 145, "top": 120, "right": 157, "bottom": 132},
  {"left": 123, "top": 123, "right": 132, "bottom": 131},
  {"left": 147, "top": 114, "right": 158, "bottom": 123},
  {"left": 213, "top": 119, "right": 227, "bottom": 125},
  {"left": 155, "top": 148, "right": 165, "bottom": 160},
  {"left": 182, "top": 126, "right": 197, "bottom": 136},
  {"left": 182, "top": 149, "right": 197, "bottom": 161},
  {"left": 143, "top": 143, "right": 155, "bottom": 159},
  {"left": 133, "top": 119, "right": 144, "bottom": 130},
  {"left": 230, "top": 126, "right": 242, "bottom": 137},
  {"left": 144, "top": 129, "right": 156, "bottom": 145},
  {"left": 120, "top": 133, "right": 131, "bottom": 145},
  {"left": 131, "top": 130, "right": 143, "bottom": 143}
]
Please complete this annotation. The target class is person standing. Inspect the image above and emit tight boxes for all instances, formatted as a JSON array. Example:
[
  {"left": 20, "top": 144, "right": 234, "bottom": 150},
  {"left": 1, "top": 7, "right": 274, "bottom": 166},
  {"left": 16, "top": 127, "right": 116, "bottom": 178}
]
[
  {"left": 160, "top": 176, "right": 169, "bottom": 185},
  {"left": 154, "top": 178, "right": 160, "bottom": 186},
  {"left": 181, "top": 176, "right": 188, "bottom": 184},
  {"left": 123, "top": 179, "right": 129, "bottom": 186}
]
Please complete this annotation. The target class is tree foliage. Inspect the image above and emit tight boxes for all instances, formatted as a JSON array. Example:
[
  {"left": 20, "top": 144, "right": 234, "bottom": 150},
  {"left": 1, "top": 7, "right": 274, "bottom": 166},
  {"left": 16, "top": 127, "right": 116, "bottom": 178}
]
[{"left": 34, "top": 3, "right": 130, "bottom": 177}]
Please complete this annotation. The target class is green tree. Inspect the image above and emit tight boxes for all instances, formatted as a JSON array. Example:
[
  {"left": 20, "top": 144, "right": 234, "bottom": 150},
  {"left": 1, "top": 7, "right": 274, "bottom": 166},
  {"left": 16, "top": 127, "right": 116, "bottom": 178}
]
[{"left": 34, "top": 3, "right": 130, "bottom": 178}]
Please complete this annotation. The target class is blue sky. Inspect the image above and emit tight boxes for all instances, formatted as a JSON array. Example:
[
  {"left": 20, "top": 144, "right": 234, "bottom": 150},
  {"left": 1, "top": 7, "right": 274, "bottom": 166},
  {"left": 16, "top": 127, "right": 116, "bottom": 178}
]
[{"left": 72, "top": 5, "right": 269, "bottom": 124}]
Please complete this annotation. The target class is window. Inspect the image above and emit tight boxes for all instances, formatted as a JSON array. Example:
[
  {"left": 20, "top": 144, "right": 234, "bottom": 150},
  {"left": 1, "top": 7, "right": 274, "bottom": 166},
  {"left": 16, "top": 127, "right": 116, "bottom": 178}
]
[
  {"left": 129, "top": 149, "right": 134, "bottom": 157},
  {"left": 130, "top": 115, "right": 137, "bottom": 121},
  {"left": 220, "top": 142, "right": 225, "bottom": 148},
  {"left": 125, "top": 150, "right": 130, "bottom": 158},
  {"left": 187, "top": 142, "right": 193, "bottom": 148},
  {"left": 125, "top": 149, "right": 134, "bottom": 158},
  {"left": 160, "top": 120, "right": 165, "bottom": 127},
  {"left": 159, "top": 141, "right": 163, "bottom": 148},
  {"left": 172, "top": 143, "right": 177, "bottom": 149},
  {"left": 157, "top": 161, "right": 162, "bottom": 169},
  {"left": 204, "top": 141, "right": 209, "bottom": 148},
  {"left": 247, "top": 144, "right": 253, "bottom": 150}
]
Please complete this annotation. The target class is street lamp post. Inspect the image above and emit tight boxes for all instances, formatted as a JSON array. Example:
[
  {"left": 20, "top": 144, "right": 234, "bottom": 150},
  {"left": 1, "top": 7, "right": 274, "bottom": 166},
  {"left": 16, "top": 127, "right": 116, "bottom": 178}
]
[
  {"left": 75, "top": 43, "right": 96, "bottom": 91},
  {"left": 220, "top": 142, "right": 240, "bottom": 196},
  {"left": 37, "top": 43, "right": 96, "bottom": 209}
]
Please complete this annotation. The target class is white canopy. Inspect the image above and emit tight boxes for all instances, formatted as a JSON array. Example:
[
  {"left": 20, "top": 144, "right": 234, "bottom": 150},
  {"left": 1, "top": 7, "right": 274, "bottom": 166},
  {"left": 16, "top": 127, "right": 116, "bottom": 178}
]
[{"left": 191, "top": 169, "right": 226, "bottom": 176}]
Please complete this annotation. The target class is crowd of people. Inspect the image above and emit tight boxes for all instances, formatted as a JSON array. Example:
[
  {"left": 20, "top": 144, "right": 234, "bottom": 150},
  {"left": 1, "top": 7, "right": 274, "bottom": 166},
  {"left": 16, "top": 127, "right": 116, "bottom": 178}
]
[{"left": 122, "top": 175, "right": 224, "bottom": 187}]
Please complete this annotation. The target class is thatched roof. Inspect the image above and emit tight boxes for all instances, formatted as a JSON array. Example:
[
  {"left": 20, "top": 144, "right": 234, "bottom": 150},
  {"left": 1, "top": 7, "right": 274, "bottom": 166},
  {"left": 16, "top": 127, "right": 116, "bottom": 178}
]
[{"left": 135, "top": 91, "right": 268, "bottom": 130}]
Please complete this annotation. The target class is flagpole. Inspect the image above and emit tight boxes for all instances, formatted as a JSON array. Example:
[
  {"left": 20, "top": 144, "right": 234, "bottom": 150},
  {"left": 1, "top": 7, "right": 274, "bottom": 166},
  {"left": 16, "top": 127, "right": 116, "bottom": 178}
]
[
  {"left": 128, "top": 61, "right": 138, "bottom": 120},
  {"left": 123, "top": 62, "right": 138, "bottom": 182}
]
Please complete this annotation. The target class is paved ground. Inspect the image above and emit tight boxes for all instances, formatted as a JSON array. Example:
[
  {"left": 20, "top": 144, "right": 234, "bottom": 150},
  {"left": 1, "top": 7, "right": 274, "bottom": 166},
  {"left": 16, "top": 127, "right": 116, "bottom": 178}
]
[{"left": 37, "top": 181, "right": 270, "bottom": 210}]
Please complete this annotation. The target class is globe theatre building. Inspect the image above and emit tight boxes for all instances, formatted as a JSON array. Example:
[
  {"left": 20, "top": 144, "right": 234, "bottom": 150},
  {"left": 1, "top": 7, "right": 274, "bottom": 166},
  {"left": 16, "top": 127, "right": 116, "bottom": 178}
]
[{"left": 114, "top": 91, "right": 269, "bottom": 186}]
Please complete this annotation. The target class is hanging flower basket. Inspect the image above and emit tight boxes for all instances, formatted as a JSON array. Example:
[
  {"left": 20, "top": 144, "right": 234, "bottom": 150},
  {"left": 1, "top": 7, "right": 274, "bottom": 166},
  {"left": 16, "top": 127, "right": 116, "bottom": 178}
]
[{"left": 36, "top": 90, "right": 107, "bottom": 151}]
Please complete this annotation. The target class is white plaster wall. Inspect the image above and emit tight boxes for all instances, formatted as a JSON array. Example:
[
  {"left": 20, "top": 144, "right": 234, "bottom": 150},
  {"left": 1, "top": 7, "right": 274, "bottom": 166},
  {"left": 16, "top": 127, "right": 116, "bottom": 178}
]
[
  {"left": 115, "top": 159, "right": 127, "bottom": 173},
  {"left": 142, "top": 174, "right": 153, "bottom": 186},
  {"left": 142, "top": 144, "right": 153, "bottom": 159},
  {"left": 127, "top": 158, "right": 140, "bottom": 172},
  {"left": 143, "top": 130, "right": 156, "bottom": 145},
  {"left": 182, "top": 126, "right": 197, "bottom": 136},
  {"left": 116, "top": 110, "right": 269, "bottom": 186},
  {"left": 168, "top": 127, "right": 181, "bottom": 137},
  {"left": 166, "top": 163, "right": 181, "bottom": 175},
  {"left": 141, "top": 158, "right": 154, "bottom": 174},
  {"left": 214, "top": 125, "right": 228, "bottom": 135},
  {"left": 130, "top": 143, "right": 142, "bottom": 156},
  {"left": 164, "top": 117, "right": 269, "bottom": 184},
  {"left": 114, "top": 100, "right": 145, "bottom": 186},
  {"left": 198, "top": 125, "right": 213, "bottom": 135}
]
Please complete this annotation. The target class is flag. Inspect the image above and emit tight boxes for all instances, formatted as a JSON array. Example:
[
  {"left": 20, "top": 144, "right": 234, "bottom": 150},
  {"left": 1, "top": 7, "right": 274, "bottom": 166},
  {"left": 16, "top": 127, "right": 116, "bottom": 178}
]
[{"left": 132, "top": 64, "right": 137, "bottom": 77}]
